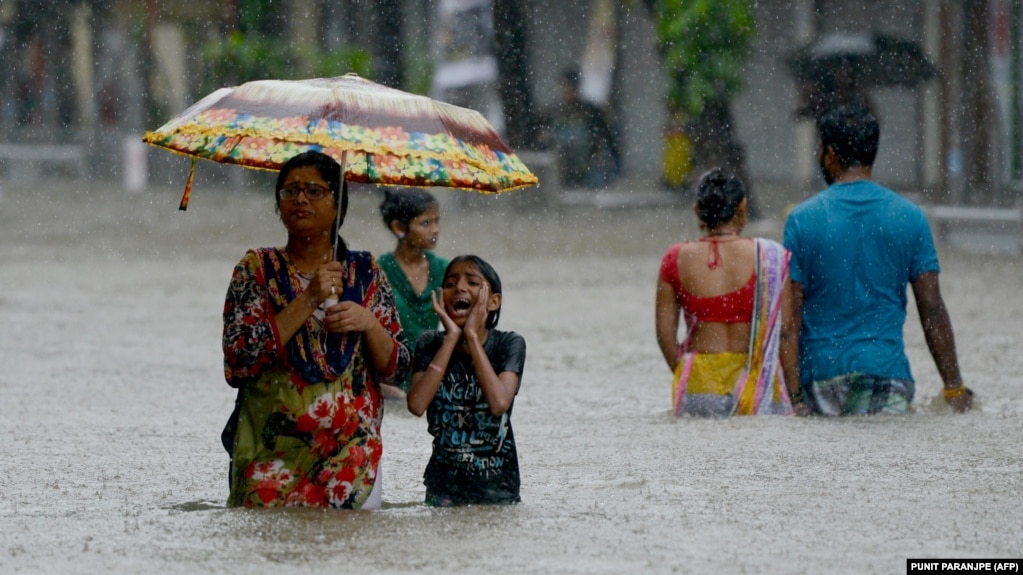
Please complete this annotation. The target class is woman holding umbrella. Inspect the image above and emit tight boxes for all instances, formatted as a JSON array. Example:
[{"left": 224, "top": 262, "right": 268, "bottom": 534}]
[{"left": 221, "top": 151, "right": 410, "bottom": 509}]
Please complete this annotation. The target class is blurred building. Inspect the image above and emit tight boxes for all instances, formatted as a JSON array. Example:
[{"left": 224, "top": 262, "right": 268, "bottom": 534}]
[{"left": 0, "top": 0, "right": 1017, "bottom": 208}]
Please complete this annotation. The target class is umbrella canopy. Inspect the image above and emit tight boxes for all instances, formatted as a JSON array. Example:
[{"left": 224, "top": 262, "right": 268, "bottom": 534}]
[
  {"left": 143, "top": 74, "right": 538, "bottom": 208},
  {"left": 787, "top": 31, "right": 938, "bottom": 89}
]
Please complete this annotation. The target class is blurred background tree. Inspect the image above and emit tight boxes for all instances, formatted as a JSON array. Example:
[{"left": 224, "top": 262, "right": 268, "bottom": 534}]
[
  {"left": 645, "top": 0, "right": 756, "bottom": 210},
  {"left": 198, "top": 0, "right": 372, "bottom": 96}
]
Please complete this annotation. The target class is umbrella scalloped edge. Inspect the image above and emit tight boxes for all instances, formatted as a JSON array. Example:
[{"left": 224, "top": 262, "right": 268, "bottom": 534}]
[
  {"left": 141, "top": 75, "right": 539, "bottom": 194},
  {"left": 142, "top": 132, "right": 539, "bottom": 194}
]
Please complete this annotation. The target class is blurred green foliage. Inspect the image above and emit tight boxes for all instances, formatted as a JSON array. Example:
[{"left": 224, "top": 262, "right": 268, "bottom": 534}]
[
  {"left": 200, "top": 30, "right": 372, "bottom": 92},
  {"left": 648, "top": 0, "right": 755, "bottom": 116}
]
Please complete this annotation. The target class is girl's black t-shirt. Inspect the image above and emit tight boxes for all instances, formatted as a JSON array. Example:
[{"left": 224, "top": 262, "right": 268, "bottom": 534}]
[{"left": 413, "top": 329, "right": 526, "bottom": 504}]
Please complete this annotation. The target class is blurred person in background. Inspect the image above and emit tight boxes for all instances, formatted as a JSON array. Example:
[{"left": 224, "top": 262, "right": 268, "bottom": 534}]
[{"left": 540, "top": 67, "right": 621, "bottom": 189}]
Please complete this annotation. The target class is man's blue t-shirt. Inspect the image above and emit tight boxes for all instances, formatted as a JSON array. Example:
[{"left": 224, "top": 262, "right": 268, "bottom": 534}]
[{"left": 783, "top": 180, "right": 940, "bottom": 385}]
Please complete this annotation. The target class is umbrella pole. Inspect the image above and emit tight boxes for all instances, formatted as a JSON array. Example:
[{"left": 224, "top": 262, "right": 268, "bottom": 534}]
[
  {"left": 323, "top": 151, "right": 348, "bottom": 309},
  {"left": 333, "top": 151, "right": 347, "bottom": 261}
]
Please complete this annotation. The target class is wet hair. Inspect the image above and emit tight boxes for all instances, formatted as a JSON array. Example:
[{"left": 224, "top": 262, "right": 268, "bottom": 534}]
[
  {"left": 445, "top": 255, "right": 503, "bottom": 329},
  {"left": 379, "top": 187, "right": 438, "bottom": 231},
  {"left": 275, "top": 150, "right": 348, "bottom": 256},
  {"left": 817, "top": 104, "right": 880, "bottom": 169},
  {"left": 275, "top": 150, "right": 345, "bottom": 210},
  {"left": 695, "top": 168, "right": 746, "bottom": 228}
]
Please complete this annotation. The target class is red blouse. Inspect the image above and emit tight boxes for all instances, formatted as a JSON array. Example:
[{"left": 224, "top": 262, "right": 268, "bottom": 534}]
[{"left": 659, "top": 242, "right": 755, "bottom": 324}]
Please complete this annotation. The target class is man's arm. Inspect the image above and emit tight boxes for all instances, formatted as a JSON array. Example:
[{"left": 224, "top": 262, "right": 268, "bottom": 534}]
[
  {"left": 910, "top": 271, "right": 972, "bottom": 412},
  {"left": 784, "top": 281, "right": 811, "bottom": 415}
]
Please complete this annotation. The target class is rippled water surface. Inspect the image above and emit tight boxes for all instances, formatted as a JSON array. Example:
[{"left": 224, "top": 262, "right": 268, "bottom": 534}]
[{"left": 1, "top": 181, "right": 1021, "bottom": 574}]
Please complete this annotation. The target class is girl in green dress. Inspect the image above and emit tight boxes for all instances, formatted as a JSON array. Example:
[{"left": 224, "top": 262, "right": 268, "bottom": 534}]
[{"left": 377, "top": 188, "right": 449, "bottom": 394}]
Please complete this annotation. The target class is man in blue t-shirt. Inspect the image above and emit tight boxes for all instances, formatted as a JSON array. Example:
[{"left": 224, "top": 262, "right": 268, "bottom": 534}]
[{"left": 783, "top": 104, "right": 973, "bottom": 415}]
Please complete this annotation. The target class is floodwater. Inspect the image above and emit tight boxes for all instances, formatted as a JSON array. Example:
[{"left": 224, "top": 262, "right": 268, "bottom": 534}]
[{"left": 1, "top": 179, "right": 1021, "bottom": 574}]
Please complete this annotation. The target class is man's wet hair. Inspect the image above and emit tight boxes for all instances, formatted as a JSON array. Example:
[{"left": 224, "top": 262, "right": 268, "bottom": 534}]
[{"left": 817, "top": 104, "right": 880, "bottom": 169}]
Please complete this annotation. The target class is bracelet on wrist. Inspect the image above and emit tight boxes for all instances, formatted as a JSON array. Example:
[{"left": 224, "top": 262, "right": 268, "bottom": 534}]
[
  {"left": 789, "top": 386, "right": 804, "bottom": 404},
  {"left": 943, "top": 385, "right": 969, "bottom": 400}
]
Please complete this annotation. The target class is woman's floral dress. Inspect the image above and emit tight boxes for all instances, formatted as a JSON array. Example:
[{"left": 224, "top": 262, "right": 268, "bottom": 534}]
[{"left": 222, "top": 247, "right": 409, "bottom": 508}]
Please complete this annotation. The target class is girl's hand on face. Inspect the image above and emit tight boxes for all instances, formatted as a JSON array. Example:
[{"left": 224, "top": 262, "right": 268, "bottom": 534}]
[
  {"left": 463, "top": 282, "right": 489, "bottom": 343},
  {"left": 432, "top": 289, "right": 461, "bottom": 339}
]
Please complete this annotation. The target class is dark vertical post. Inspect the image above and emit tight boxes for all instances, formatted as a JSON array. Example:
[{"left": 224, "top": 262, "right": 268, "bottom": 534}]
[
  {"left": 222, "top": 0, "right": 238, "bottom": 33},
  {"left": 939, "top": 0, "right": 955, "bottom": 202},
  {"left": 962, "top": 0, "right": 994, "bottom": 205},
  {"left": 1009, "top": 0, "right": 1022, "bottom": 187},
  {"left": 493, "top": 0, "right": 539, "bottom": 148},
  {"left": 141, "top": 0, "right": 157, "bottom": 130},
  {"left": 376, "top": 0, "right": 404, "bottom": 88}
]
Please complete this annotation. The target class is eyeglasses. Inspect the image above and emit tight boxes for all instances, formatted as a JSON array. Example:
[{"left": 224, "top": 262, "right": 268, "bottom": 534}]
[{"left": 279, "top": 182, "right": 332, "bottom": 201}]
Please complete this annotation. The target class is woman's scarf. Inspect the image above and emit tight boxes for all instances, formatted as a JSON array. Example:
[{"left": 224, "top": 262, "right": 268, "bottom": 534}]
[
  {"left": 673, "top": 238, "right": 793, "bottom": 416},
  {"left": 260, "top": 248, "right": 361, "bottom": 387}
]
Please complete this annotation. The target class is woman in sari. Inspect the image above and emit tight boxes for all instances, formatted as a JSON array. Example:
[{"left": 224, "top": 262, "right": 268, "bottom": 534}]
[
  {"left": 221, "top": 151, "right": 410, "bottom": 509},
  {"left": 655, "top": 168, "right": 807, "bottom": 417}
]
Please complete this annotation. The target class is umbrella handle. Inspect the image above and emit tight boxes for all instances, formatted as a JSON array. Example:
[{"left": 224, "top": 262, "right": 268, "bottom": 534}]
[
  {"left": 323, "top": 293, "right": 339, "bottom": 310},
  {"left": 328, "top": 150, "right": 346, "bottom": 310},
  {"left": 178, "top": 158, "right": 197, "bottom": 211}
]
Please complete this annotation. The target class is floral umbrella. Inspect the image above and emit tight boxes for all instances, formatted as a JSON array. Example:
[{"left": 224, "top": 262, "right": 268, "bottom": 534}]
[{"left": 143, "top": 73, "right": 538, "bottom": 210}]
